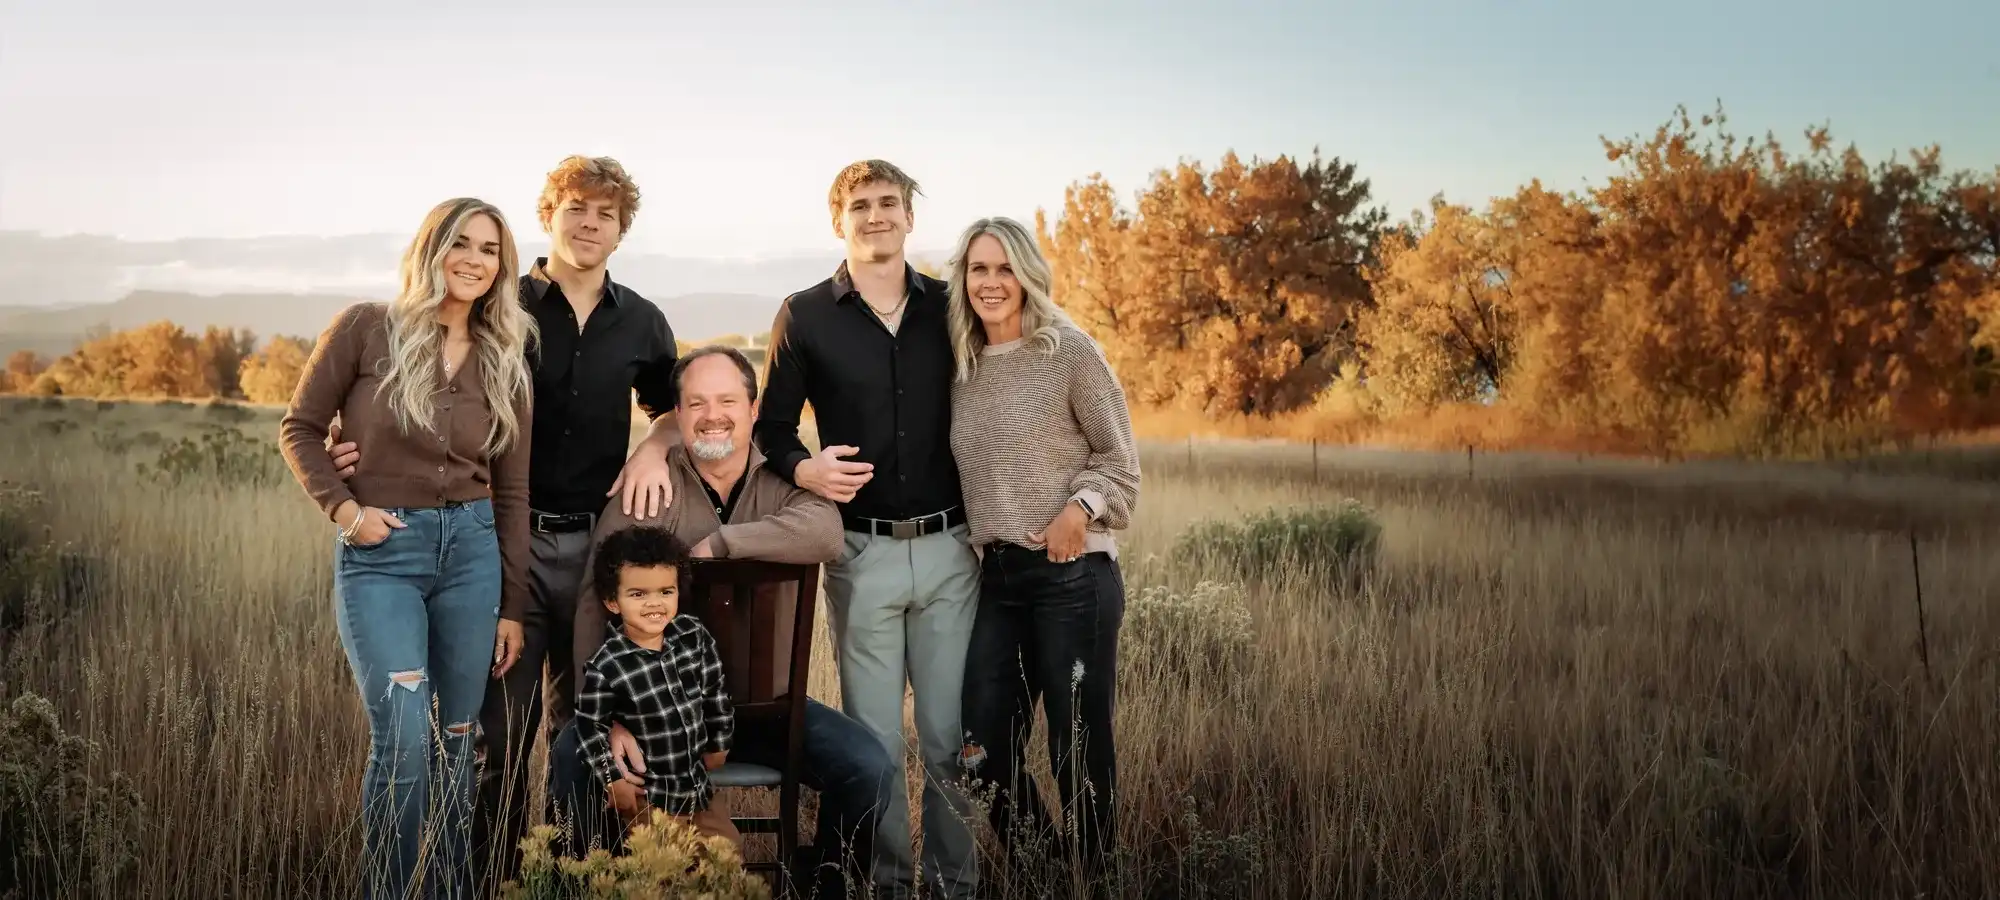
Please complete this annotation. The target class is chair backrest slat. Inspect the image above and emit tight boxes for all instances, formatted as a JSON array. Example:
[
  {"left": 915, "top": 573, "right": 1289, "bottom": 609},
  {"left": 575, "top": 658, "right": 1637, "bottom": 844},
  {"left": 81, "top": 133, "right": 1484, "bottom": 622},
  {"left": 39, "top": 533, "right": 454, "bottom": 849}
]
[{"left": 684, "top": 560, "right": 817, "bottom": 710}]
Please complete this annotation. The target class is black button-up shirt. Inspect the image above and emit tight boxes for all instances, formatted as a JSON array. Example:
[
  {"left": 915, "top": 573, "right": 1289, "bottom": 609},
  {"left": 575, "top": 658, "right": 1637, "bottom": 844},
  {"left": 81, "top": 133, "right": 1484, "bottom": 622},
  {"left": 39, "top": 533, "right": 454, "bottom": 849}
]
[
  {"left": 522, "top": 259, "right": 679, "bottom": 516},
  {"left": 754, "top": 261, "right": 963, "bottom": 524}
]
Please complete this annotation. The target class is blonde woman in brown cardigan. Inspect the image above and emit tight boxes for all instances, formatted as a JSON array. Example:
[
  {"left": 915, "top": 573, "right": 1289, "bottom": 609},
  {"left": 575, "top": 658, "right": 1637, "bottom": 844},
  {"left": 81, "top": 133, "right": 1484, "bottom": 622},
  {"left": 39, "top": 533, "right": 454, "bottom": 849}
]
[{"left": 279, "top": 197, "right": 537, "bottom": 900}]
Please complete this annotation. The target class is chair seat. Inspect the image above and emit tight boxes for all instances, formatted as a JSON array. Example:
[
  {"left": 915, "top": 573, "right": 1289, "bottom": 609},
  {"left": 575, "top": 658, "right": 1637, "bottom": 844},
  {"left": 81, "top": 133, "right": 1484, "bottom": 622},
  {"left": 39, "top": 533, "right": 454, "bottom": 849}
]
[{"left": 709, "top": 761, "right": 784, "bottom": 788}]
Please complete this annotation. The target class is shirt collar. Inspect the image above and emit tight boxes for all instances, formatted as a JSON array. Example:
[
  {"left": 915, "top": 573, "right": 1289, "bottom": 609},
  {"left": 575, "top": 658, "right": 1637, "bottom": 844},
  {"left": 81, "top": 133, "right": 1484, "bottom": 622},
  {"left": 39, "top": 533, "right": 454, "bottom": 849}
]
[
  {"left": 526, "top": 256, "right": 623, "bottom": 308},
  {"left": 831, "top": 258, "right": 924, "bottom": 306}
]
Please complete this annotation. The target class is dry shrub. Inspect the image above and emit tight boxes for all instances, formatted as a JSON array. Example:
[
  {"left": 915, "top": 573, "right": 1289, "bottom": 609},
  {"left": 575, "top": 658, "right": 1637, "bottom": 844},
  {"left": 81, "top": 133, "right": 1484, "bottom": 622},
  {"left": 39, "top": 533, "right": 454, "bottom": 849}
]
[
  {"left": 502, "top": 811, "right": 770, "bottom": 899},
  {"left": 1172, "top": 498, "right": 1382, "bottom": 586},
  {"left": 0, "top": 693, "right": 145, "bottom": 898}
]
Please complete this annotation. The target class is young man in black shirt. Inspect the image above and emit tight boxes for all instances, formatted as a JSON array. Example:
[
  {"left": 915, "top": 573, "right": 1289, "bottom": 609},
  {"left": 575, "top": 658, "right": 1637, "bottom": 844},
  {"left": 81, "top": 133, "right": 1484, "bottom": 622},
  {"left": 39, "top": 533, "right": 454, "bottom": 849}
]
[
  {"left": 754, "top": 159, "right": 981, "bottom": 900},
  {"left": 326, "top": 155, "right": 683, "bottom": 889}
]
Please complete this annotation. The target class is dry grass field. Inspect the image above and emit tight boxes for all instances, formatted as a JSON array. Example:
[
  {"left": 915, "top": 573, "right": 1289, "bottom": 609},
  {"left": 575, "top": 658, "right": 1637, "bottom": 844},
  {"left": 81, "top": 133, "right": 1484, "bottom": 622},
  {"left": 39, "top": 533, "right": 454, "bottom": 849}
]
[{"left": 2, "top": 395, "right": 1997, "bottom": 899}]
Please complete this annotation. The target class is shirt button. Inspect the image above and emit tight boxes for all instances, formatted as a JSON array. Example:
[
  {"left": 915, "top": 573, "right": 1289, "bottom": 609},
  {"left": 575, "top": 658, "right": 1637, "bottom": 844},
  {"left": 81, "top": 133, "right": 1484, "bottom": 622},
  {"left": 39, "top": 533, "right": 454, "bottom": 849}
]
[
  {"left": 437, "top": 466, "right": 445, "bottom": 473},
  {"left": 437, "top": 436, "right": 445, "bottom": 442},
  {"left": 449, "top": 386, "right": 458, "bottom": 393}
]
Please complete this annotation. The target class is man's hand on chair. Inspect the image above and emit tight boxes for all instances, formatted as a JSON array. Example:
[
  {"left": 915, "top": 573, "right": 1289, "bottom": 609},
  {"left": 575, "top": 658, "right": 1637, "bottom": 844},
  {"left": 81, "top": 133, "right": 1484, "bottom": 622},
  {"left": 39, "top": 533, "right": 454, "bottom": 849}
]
[
  {"left": 702, "top": 750, "right": 727, "bottom": 770},
  {"left": 609, "top": 720, "right": 646, "bottom": 786}
]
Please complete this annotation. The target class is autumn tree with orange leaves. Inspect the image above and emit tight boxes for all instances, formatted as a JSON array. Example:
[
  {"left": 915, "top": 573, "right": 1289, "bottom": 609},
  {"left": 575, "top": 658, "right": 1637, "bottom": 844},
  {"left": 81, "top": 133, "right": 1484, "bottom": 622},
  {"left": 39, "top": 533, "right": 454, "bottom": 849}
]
[
  {"left": 238, "top": 335, "right": 312, "bottom": 405},
  {"left": 4, "top": 351, "right": 48, "bottom": 393},
  {"left": 18, "top": 321, "right": 277, "bottom": 401},
  {"left": 1357, "top": 105, "right": 2000, "bottom": 454},
  {"left": 1037, "top": 149, "right": 1386, "bottom": 415}
]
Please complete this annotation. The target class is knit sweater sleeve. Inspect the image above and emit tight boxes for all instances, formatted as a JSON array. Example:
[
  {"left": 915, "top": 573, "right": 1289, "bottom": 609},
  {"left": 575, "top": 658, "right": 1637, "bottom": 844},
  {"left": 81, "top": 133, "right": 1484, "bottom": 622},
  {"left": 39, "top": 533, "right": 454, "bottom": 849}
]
[{"left": 1061, "top": 332, "right": 1141, "bottom": 530}]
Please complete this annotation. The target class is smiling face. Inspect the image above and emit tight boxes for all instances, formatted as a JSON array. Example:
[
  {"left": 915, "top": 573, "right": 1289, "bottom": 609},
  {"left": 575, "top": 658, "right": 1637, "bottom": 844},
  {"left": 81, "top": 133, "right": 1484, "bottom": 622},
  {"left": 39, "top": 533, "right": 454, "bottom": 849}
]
[
  {"left": 606, "top": 563, "right": 680, "bottom": 643},
  {"left": 442, "top": 211, "right": 503, "bottom": 304},
  {"left": 678, "top": 352, "right": 756, "bottom": 462},
  {"left": 964, "top": 232, "right": 1024, "bottom": 341},
  {"left": 834, "top": 179, "right": 913, "bottom": 263},
  {"left": 548, "top": 192, "right": 623, "bottom": 271}
]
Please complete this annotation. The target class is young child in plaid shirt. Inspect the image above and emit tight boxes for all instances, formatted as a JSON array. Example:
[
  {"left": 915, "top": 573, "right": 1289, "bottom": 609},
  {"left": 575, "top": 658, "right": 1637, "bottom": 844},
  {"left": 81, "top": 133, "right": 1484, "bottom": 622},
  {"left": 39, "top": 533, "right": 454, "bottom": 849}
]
[{"left": 571, "top": 525, "right": 741, "bottom": 847}]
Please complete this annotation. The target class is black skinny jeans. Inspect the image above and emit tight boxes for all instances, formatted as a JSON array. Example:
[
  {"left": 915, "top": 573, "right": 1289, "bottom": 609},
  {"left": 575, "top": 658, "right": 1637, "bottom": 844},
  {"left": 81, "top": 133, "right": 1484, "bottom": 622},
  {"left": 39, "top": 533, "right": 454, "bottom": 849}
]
[{"left": 960, "top": 542, "right": 1125, "bottom": 871}]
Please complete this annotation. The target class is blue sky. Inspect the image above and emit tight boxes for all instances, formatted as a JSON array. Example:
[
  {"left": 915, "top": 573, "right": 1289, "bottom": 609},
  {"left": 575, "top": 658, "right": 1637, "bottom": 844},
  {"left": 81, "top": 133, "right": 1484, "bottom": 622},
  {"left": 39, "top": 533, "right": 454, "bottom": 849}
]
[{"left": 2, "top": 0, "right": 1995, "bottom": 259}]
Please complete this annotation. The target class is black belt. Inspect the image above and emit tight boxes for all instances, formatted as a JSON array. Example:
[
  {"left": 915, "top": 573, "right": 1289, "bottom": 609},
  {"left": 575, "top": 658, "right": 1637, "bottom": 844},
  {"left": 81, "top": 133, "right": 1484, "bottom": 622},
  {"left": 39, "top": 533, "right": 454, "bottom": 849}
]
[
  {"left": 530, "top": 510, "right": 596, "bottom": 534},
  {"left": 843, "top": 506, "right": 964, "bottom": 539}
]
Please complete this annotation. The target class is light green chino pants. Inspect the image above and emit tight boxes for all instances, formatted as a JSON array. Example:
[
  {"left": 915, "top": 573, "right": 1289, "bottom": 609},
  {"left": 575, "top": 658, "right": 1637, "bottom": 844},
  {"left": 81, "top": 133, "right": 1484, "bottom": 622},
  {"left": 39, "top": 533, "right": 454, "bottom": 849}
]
[{"left": 822, "top": 522, "right": 982, "bottom": 900}]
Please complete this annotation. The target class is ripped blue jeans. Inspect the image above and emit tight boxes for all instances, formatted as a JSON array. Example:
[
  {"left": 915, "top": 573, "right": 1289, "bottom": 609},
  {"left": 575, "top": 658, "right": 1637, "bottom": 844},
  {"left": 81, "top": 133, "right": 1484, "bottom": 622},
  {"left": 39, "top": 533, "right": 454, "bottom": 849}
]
[{"left": 333, "top": 498, "right": 500, "bottom": 899}]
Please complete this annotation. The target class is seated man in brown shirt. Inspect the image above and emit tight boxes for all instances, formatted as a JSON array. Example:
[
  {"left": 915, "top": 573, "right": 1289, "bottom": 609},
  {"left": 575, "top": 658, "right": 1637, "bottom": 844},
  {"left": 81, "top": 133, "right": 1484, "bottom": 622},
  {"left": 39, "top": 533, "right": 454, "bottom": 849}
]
[{"left": 549, "top": 345, "right": 899, "bottom": 899}]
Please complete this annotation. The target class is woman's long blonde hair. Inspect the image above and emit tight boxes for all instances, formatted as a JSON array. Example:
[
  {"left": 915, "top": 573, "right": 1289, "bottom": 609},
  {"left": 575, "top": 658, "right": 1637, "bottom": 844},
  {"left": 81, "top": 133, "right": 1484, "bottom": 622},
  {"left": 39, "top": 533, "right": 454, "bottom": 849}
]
[
  {"left": 376, "top": 198, "right": 537, "bottom": 456},
  {"left": 944, "top": 216, "right": 1069, "bottom": 382}
]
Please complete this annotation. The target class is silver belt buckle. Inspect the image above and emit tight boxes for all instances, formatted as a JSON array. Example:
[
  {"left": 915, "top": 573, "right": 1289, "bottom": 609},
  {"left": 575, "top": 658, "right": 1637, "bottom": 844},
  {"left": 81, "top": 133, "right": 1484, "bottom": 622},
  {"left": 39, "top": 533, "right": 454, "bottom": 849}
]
[{"left": 890, "top": 519, "right": 920, "bottom": 540}]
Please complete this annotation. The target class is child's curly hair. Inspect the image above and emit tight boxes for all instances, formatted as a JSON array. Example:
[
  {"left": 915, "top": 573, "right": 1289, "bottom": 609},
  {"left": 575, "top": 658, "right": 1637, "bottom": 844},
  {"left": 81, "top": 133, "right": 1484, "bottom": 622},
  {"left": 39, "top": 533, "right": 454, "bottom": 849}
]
[{"left": 592, "top": 525, "right": 693, "bottom": 609}]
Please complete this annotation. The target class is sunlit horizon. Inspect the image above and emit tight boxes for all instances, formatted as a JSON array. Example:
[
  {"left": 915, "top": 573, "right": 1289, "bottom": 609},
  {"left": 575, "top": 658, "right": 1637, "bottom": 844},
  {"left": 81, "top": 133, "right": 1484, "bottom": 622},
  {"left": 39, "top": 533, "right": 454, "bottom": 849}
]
[{"left": 4, "top": 0, "right": 1996, "bottom": 260}]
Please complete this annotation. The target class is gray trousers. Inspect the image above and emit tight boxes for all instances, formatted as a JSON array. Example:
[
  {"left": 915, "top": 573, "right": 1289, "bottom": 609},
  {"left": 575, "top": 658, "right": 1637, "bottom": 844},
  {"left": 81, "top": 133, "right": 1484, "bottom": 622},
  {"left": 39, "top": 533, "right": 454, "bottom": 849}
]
[
  {"left": 823, "top": 522, "right": 982, "bottom": 900},
  {"left": 472, "top": 524, "right": 594, "bottom": 892}
]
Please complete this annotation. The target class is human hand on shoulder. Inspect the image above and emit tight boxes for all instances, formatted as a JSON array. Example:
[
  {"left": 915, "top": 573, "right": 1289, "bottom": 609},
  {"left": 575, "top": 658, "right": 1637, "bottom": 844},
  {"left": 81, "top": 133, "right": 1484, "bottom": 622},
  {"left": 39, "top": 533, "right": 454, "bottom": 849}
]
[{"left": 609, "top": 450, "right": 673, "bottom": 520}]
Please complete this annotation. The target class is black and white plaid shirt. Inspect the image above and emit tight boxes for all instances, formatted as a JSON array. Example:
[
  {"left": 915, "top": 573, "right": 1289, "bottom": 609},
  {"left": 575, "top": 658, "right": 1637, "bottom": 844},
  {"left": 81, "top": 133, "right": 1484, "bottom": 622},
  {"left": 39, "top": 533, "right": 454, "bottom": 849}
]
[{"left": 573, "top": 615, "right": 733, "bottom": 816}]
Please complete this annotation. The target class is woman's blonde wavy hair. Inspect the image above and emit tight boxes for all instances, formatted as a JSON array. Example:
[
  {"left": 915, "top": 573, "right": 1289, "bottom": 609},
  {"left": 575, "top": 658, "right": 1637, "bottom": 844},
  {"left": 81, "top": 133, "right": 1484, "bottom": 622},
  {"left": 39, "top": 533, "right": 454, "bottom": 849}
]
[
  {"left": 944, "top": 215, "right": 1070, "bottom": 382},
  {"left": 375, "top": 198, "right": 537, "bottom": 455}
]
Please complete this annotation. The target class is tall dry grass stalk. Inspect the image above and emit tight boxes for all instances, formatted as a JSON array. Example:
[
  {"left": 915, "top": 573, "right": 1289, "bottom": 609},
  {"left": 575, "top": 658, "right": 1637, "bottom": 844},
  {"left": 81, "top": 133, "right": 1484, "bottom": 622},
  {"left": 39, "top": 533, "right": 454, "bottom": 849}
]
[{"left": 1, "top": 397, "right": 1996, "bottom": 898}]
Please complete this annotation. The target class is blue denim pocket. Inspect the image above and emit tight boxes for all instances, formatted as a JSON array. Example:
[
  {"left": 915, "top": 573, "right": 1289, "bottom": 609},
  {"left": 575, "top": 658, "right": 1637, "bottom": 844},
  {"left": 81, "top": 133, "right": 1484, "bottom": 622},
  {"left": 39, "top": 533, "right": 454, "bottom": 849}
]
[
  {"left": 466, "top": 498, "right": 495, "bottom": 530},
  {"left": 343, "top": 525, "right": 397, "bottom": 553},
  {"left": 337, "top": 508, "right": 416, "bottom": 569}
]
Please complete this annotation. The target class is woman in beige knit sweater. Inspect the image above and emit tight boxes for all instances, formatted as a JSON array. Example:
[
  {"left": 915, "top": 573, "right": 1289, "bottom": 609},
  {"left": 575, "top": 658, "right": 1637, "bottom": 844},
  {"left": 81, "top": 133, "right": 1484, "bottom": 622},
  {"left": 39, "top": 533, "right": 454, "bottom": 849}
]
[{"left": 944, "top": 215, "right": 1140, "bottom": 880}]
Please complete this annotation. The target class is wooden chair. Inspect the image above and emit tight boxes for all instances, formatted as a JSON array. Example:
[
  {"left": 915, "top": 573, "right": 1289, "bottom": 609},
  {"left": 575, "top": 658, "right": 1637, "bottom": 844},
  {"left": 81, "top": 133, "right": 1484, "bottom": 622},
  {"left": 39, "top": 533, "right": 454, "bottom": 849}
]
[{"left": 682, "top": 558, "right": 819, "bottom": 898}]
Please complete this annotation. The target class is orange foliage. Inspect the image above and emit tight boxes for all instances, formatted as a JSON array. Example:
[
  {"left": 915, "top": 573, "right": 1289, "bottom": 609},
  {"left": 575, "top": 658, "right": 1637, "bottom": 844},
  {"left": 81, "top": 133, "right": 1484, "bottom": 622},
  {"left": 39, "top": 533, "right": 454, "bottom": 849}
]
[
  {"left": 3, "top": 351, "right": 48, "bottom": 393},
  {"left": 238, "top": 336, "right": 313, "bottom": 405},
  {"left": 1037, "top": 149, "right": 1385, "bottom": 415},
  {"left": 1350, "top": 104, "right": 2000, "bottom": 456}
]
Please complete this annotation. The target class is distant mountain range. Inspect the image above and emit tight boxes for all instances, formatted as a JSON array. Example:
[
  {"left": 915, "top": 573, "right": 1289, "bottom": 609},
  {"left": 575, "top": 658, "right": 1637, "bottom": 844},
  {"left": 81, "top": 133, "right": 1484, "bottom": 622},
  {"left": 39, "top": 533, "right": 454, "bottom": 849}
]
[
  {"left": 0, "top": 289, "right": 783, "bottom": 360},
  {"left": 0, "top": 229, "right": 950, "bottom": 359}
]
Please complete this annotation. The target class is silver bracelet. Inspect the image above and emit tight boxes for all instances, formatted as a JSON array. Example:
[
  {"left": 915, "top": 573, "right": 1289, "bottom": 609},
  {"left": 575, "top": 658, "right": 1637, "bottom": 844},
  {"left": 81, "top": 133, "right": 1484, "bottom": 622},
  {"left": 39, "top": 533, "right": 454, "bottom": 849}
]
[{"left": 339, "top": 507, "right": 367, "bottom": 544}]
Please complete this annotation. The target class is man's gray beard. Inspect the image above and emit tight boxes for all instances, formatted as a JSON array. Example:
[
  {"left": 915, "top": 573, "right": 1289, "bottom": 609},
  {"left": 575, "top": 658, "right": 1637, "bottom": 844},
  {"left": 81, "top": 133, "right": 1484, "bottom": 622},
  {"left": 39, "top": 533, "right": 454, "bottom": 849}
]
[{"left": 690, "top": 436, "right": 735, "bottom": 461}]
